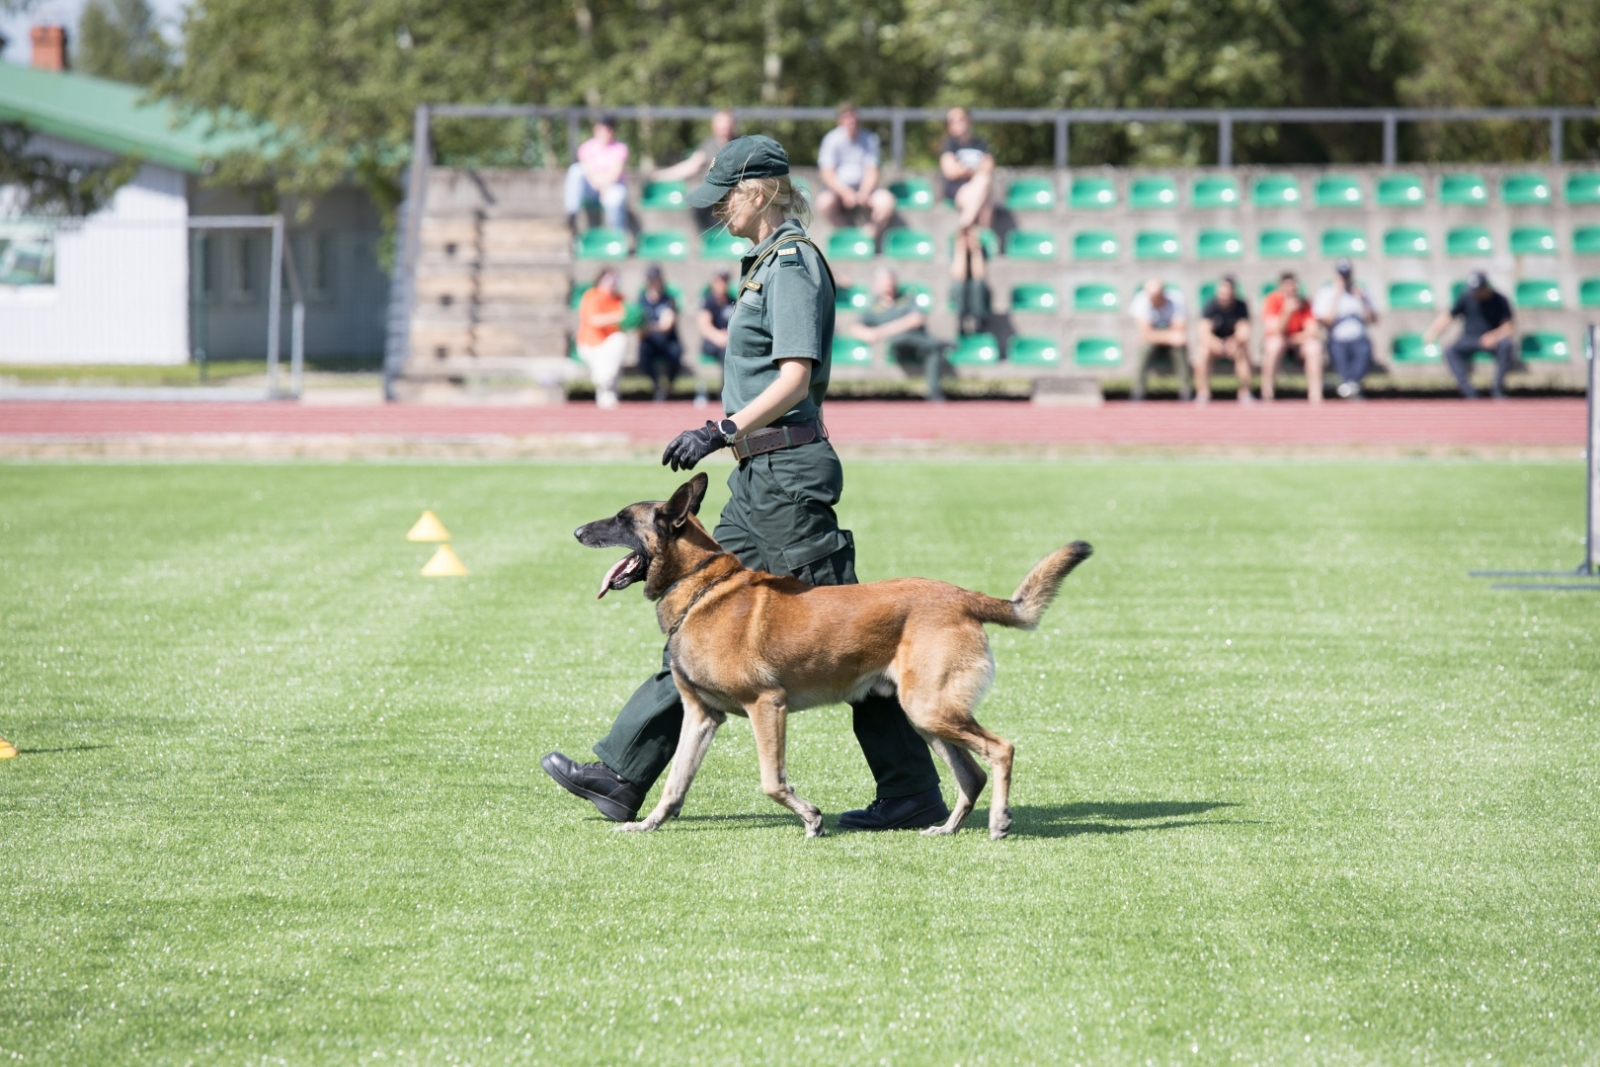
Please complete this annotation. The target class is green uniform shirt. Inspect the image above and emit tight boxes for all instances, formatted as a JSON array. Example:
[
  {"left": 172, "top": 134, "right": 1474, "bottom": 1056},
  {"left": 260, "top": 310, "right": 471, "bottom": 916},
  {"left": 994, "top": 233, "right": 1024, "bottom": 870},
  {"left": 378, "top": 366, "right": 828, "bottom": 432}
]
[{"left": 722, "top": 219, "right": 835, "bottom": 425}]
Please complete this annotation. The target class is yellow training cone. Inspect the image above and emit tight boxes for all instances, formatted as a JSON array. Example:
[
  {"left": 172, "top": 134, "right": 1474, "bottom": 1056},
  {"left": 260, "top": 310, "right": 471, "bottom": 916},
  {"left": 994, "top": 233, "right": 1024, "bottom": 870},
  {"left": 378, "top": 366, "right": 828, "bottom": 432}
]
[
  {"left": 421, "top": 544, "right": 469, "bottom": 577},
  {"left": 0, "top": 737, "right": 17, "bottom": 759},
  {"left": 407, "top": 510, "right": 452, "bottom": 542}
]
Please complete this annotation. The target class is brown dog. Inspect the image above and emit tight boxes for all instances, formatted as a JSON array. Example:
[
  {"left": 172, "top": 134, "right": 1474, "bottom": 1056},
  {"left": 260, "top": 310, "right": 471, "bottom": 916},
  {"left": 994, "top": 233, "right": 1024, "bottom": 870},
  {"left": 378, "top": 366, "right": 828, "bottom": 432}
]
[{"left": 575, "top": 473, "right": 1091, "bottom": 839}]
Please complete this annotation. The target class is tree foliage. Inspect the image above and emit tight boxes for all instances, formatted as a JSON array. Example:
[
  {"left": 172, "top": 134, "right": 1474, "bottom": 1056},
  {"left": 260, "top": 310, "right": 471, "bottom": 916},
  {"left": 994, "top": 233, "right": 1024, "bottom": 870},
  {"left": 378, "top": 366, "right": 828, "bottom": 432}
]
[
  {"left": 77, "top": 0, "right": 173, "bottom": 87},
  {"left": 0, "top": 123, "right": 138, "bottom": 218}
]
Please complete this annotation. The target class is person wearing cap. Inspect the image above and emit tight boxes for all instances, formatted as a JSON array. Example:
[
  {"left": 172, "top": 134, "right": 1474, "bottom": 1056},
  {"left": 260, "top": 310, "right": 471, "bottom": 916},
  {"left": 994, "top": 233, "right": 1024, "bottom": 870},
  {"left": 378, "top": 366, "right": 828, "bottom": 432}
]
[
  {"left": 697, "top": 270, "right": 736, "bottom": 364},
  {"left": 1424, "top": 271, "right": 1517, "bottom": 399},
  {"left": 638, "top": 265, "right": 683, "bottom": 403},
  {"left": 542, "top": 135, "right": 949, "bottom": 833},
  {"left": 563, "top": 116, "right": 630, "bottom": 233},
  {"left": 1312, "top": 259, "right": 1378, "bottom": 400}
]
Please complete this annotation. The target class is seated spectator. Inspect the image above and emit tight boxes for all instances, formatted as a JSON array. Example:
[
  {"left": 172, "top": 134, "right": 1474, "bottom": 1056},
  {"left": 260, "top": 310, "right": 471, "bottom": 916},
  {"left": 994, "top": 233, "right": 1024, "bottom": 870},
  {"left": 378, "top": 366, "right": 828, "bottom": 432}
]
[
  {"left": 575, "top": 268, "right": 628, "bottom": 409},
  {"left": 1196, "top": 276, "right": 1253, "bottom": 404},
  {"left": 1313, "top": 258, "right": 1378, "bottom": 399},
  {"left": 564, "top": 116, "right": 629, "bottom": 233},
  {"left": 816, "top": 102, "right": 897, "bottom": 239},
  {"left": 1128, "top": 278, "right": 1192, "bottom": 402},
  {"left": 1424, "top": 270, "right": 1517, "bottom": 399},
  {"left": 652, "top": 109, "right": 737, "bottom": 233},
  {"left": 850, "top": 267, "right": 944, "bottom": 365},
  {"left": 697, "top": 269, "right": 735, "bottom": 364},
  {"left": 637, "top": 265, "right": 683, "bottom": 402},
  {"left": 1261, "top": 271, "right": 1325, "bottom": 404},
  {"left": 939, "top": 107, "right": 994, "bottom": 237}
]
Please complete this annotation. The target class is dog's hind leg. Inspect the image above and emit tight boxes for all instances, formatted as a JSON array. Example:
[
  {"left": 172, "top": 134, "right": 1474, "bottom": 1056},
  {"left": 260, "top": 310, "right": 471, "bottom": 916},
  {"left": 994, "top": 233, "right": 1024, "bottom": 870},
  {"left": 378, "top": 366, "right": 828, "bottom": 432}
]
[
  {"left": 748, "top": 691, "right": 824, "bottom": 838},
  {"left": 921, "top": 738, "right": 987, "bottom": 836},
  {"left": 619, "top": 681, "right": 725, "bottom": 833}
]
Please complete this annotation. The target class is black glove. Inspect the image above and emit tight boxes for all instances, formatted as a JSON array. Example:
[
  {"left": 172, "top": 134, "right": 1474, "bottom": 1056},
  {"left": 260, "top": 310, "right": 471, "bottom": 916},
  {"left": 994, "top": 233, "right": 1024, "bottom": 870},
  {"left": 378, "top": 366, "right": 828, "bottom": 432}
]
[{"left": 662, "top": 421, "right": 728, "bottom": 472}]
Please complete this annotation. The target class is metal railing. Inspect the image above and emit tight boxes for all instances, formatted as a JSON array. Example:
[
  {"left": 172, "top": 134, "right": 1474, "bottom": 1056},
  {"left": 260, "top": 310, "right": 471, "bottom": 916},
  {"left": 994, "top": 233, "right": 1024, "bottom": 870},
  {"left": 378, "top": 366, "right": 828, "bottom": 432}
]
[{"left": 424, "top": 103, "right": 1600, "bottom": 170}]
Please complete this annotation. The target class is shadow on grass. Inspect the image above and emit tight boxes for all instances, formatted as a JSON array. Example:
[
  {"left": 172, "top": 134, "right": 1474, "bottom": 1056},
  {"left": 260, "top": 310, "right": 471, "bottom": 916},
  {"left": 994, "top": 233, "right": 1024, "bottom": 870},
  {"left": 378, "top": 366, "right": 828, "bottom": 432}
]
[
  {"left": 1013, "top": 800, "right": 1249, "bottom": 839},
  {"left": 15, "top": 744, "right": 111, "bottom": 755}
]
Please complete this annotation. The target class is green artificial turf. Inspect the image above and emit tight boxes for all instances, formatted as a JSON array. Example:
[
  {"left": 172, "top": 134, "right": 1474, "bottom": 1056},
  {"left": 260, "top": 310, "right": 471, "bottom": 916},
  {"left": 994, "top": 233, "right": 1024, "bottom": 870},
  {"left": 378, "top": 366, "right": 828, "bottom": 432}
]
[{"left": 1, "top": 459, "right": 1596, "bottom": 1065}]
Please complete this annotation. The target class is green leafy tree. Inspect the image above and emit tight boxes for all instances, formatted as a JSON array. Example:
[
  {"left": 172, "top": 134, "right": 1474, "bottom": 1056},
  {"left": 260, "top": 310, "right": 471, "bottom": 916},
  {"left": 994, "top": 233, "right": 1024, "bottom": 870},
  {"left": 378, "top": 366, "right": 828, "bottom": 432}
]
[
  {"left": 0, "top": 122, "right": 138, "bottom": 217},
  {"left": 77, "top": 0, "right": 173, "bottom": 86}
]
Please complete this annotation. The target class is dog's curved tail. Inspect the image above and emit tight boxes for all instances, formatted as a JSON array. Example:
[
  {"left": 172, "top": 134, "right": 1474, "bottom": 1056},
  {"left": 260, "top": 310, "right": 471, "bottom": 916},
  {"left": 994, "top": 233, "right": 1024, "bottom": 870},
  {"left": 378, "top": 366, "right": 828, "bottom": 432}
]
[{"left": 967, "top": 541, "right": 1093, "bottom": 630}]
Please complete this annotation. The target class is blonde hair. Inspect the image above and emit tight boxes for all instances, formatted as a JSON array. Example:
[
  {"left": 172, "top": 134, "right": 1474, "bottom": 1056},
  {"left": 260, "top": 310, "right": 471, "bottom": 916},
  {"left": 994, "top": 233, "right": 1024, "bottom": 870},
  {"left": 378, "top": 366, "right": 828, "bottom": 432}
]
[{"left": 720, "top": 175, "right": 811, "bottom": 226}]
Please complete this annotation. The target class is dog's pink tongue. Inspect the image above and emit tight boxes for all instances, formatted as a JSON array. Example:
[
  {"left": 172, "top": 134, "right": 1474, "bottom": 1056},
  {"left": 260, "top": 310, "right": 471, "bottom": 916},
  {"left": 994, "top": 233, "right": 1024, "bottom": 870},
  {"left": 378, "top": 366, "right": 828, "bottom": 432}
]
[{"left": 597, "top": 554, "right": 634, "bottom": 599}]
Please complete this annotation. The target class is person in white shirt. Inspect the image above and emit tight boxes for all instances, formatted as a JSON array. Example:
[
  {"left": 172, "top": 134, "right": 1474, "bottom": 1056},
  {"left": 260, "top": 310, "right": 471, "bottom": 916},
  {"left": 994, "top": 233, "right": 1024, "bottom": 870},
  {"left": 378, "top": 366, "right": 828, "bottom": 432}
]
[
  {"left": 815, "top": 102, "right": 898, "bottom": 239},
  {"left": 1312, "top": 258, "right": 1378, "bottom": 399},
  {"left": 1127, "top": 278, "right": 1193, "bottom": 402}
]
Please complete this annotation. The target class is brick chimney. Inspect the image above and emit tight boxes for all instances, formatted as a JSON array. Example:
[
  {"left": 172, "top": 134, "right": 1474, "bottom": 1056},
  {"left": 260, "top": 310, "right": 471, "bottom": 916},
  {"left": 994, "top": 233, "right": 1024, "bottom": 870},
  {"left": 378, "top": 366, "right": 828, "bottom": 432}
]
[{"left": 30, "top": 25, "right": 68, "bottom": 71}]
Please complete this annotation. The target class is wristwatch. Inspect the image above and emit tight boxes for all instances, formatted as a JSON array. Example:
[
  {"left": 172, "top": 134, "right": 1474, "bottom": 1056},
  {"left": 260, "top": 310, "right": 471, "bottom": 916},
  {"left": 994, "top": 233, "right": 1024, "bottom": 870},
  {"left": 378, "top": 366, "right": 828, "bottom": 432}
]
[{"left": 717, "top": 418, "right": 739, "bottom": 444}]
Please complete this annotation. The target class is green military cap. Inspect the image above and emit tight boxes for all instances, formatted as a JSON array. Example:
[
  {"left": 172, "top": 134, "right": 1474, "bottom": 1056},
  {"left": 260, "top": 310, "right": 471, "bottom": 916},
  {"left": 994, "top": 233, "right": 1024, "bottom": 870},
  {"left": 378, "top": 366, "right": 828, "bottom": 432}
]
[{"left": 686, "top": 134, "right": 790, "bottom": 208}]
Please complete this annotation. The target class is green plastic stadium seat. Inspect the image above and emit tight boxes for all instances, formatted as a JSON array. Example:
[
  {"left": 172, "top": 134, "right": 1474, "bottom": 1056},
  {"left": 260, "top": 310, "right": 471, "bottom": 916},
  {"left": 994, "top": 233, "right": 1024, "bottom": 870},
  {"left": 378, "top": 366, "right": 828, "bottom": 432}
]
[
  {"left": 639, "top": 181, "right": 688, "bottom": 210},
  {"left": 1581, "top": 279, "right": 1600, "bottom": 309},
  {"left": 1072, "top": 230, "right": 1118, "bottom": 260},
  {"left": 1321, "top": 228, "right": 1368, "bottom": 257},
  {"left": 1392, "top": 334, "right": 1441, "bottom": 364},
  {"left": 834, "top": 285, "right": 871, "bottom": 312},
  {"left": 828, "top": 227, "right": 876, "bottom": 261},
  {"left": 1068, "top": 177, "right": 1116, "bottom": 210},
  {"left": 831, "top": 336, "right": 874, "bottom": 367},
  {"left": 1252, "top": 174, "right": 1302, "bottom": 207},
  {"left": 1134, "top": 231, "right": 1180, "bottom": 260},
  {"left": 1514, "top": 280, "right": 1562, "bottom": 309},
  {"left": 1510, "top": 226, "right": 1556, "bottom": 255},
  {"left": 1192, "top": 176, "right": 1240, "bottom": 208},
  {"left": 1008, "top": 336, "right": 1062, "bottom": 367},
  {"left": 1446, "top": 226, "right": 1492, "bottom": 257},
  {"left": 575, "top": 227, "right": 629, "bottom": 260},
  {"left": 1450, "top": 280, "right": 1468, "bottom": 304},
  {"left": 1259, "top": 281, "right": 1279, "bottom": 300},
  {"left": 1576, "top": 227, "right": 1600, "bottom": 256},
  {"left": 1259, "top": 229, "right": 1306, "bottom": 257},
  {"left": 1565, "top": 173, "right": 1600, "bottom": 205},
  {"left": 1071, "top": 283, "right": 1117, "bottom": 312},
  {"left": 1073, "top": 337, "right": 1123, "bottom": 367},
  {"left": 701, "top": 229, "right": 752, "bottom": 260},
  {"left": 1384, "top": 227, "right": 1430, "bottom": 257},
  {"left": 884, "top": 228, "right": 934, "bottom": 261},
  {"left": 899, "top": 282, "right": 934, "bottom": 311},
  {"left": 1197, "top": 229, "right": 1243, "bottom": 259},
  {"left": 1005, "top": 230, "right": 1058, "bottom": 260},
  {"left": 569, "top": 282, "right": 592, "bottom": 309},
  {"left": 947, "top": 228, "right": 1000, "bottom": 259},
  {"left": 636, "top": 230, "right": 689, "bottom": 261},
  {"left": 1501, "top": 173, "right": 1551, "bottom": 206},
  {"left": 1440, "top": 174, "right": 1488, "bottom": 206},
  {"left": 1011, "top": 283, "right": 1060, "bottom": 312},
  {"left": 1314, "top": 175, "right": 1364, "bottom": 207},
  {"left": 949, "top": 333, "right": 1000, "bottom": 366},
  {"left": 1520, "top": 332, "right": 1570, "bottom": 361},
  {"left": 1198, "top": 282, "right": 1217, "bottom": 307},
  {"left": 1376, "top": 175, "right": 1427, "bottom": 207},
  {"left": 1130, "top": 176, "right": 1179, "bottom": 209},
  {"left": 888, "top": 177, "right": 935, "bottom": 210},
  {"left": 1387, "top": 281, "right": 1435, "bottom": 311},
  {"left": 1007, "top": 177, "right": 1058, "bottom": 211}
]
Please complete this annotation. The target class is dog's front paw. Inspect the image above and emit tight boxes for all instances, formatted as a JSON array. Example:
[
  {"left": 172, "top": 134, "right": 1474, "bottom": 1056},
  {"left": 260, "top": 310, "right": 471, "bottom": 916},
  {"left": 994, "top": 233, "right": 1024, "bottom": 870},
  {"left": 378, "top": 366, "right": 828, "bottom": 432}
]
[
  {"left": 615, "top": 819, "right": 659, "bottom": 833},
  {"left": 921, "top": 824, "right": 959, "bottom": 836}
]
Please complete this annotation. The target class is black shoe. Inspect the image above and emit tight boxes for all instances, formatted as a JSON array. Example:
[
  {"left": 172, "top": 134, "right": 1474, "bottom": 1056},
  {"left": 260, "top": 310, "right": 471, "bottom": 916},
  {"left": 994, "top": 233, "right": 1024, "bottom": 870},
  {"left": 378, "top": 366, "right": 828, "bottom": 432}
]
[
  {"left": 838, "top": 787, "right": 950, "bottom": 831},
  {"left": 540, "top": 752, "right": 644, "bottom": 822}
]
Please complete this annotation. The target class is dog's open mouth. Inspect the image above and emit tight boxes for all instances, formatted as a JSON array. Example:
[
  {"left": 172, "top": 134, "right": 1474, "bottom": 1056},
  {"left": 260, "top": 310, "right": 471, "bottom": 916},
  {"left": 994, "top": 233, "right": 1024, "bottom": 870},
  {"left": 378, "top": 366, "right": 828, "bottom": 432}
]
[{"left": 597, "top": 551, "right": 648, "bottom": 599}]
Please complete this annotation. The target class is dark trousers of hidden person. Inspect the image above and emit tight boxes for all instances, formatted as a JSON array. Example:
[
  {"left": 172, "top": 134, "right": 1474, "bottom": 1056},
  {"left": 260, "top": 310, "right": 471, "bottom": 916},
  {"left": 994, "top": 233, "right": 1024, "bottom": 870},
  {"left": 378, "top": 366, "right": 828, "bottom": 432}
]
[{"left": 593, "top": 440, "right": 940, "bottom": 802}]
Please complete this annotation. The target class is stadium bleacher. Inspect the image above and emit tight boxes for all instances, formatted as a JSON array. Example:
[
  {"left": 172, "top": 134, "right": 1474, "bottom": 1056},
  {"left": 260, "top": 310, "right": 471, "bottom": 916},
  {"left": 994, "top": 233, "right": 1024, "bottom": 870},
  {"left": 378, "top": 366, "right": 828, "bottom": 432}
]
[{"left": 605, "top": 163, "right": 1600, "bottom": 382}]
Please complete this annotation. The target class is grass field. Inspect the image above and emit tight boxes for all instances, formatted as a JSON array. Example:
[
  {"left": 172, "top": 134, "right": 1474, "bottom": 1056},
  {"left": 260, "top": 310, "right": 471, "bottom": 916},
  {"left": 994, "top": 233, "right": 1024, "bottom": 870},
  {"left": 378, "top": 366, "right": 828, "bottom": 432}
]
[{"left": 1, "top": 458, "right": 1596, "bottom": 1066}]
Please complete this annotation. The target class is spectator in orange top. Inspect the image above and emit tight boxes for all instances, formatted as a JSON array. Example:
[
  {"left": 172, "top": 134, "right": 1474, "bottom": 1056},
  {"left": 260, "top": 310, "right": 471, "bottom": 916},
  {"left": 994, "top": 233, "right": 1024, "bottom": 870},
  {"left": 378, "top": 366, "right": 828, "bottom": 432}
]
[
  {"left": 1260, "top": 271, "right": 1324, "bottom": 404},
  {"left": 576, "top": 267, "right": 629, "bottom": 408}
]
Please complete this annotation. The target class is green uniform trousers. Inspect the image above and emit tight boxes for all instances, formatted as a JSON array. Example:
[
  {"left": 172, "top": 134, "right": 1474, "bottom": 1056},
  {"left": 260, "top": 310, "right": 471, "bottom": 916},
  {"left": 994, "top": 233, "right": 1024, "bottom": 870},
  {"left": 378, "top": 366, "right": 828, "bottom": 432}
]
[{"left": 593, "top": 440, "right": 941, "bottom": 799}]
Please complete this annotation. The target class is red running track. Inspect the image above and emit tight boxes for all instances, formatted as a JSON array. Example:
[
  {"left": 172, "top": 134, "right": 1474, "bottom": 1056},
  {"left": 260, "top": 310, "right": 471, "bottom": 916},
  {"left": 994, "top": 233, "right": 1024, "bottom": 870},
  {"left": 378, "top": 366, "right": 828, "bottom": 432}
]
[{"left": 0, "top": 399, "right": 1587, "bottom": 447}]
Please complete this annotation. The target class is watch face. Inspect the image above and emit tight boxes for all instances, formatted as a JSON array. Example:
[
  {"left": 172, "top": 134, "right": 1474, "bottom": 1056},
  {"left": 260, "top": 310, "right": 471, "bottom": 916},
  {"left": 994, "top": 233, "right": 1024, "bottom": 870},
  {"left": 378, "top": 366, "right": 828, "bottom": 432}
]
[{"left": 718, "top": 419, "right": 739, "bottom": 436}]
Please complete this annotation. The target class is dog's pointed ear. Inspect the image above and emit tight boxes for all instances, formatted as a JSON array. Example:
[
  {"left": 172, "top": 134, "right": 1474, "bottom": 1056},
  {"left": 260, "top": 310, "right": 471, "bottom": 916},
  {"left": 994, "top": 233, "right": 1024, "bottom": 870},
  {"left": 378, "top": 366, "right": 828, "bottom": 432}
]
[{"left": 663, "top": 473, "right": 709, "bottom": 528}]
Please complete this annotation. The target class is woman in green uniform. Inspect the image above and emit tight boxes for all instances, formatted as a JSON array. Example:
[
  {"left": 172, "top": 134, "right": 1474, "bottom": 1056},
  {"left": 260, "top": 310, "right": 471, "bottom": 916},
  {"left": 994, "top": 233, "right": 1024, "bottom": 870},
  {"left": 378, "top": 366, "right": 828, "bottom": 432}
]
[{"left": 542, "top": 135, "right": 946, "bottom": 831}]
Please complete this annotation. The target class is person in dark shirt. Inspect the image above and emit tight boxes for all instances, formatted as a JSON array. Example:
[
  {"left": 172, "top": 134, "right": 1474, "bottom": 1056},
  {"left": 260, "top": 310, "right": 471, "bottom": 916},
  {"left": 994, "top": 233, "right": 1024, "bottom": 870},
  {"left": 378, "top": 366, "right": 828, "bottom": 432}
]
[
  {"left": 637, "top": 264, "right": 683, "bottom": 402},
  {"left": 938, "top": 106, "right": 994, "bottom": 237},
  {"left": 696, "top": 269, "right": 735, "bottom": 364},
  {"left": 1196, "top": 276, "right": 1253, "bottom": 404},
  {"left": 1424, "top": 270, "right": 1517, "bottom": 398},
  {"left": 848, "top": 267, "right": 944, "bottom": 365}
]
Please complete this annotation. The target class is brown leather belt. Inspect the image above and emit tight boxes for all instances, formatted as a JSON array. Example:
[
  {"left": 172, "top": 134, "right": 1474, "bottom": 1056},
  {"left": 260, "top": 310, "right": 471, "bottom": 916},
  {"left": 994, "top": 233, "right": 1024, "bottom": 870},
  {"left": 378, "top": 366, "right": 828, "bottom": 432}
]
[{"left": 731, "top": 419, "right": 828, "bottom": 461}]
